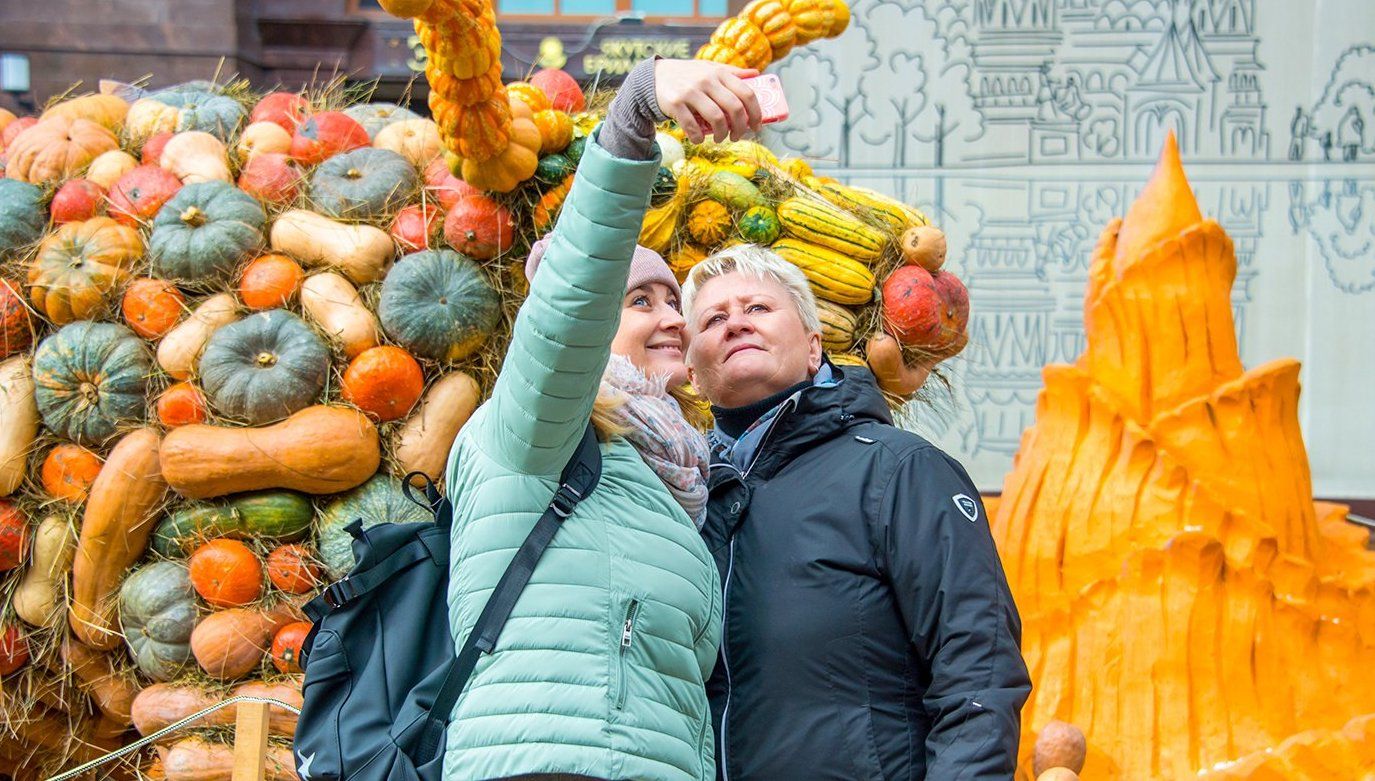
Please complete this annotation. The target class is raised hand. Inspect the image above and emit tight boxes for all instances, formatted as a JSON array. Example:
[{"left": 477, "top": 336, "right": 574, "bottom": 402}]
[{"left": 654, "top": 59, "right": 763, "bottom": 144}]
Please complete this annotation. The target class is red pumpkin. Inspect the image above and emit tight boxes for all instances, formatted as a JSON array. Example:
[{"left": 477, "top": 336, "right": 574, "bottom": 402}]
[
  {"left": 251, "top": 92, "right": 310, "bottom": 133},
  {"left": 239, "top": 254, "right": 304, "bottom": 310},
  {"left": 156, "top": 382, "right": 208, "bottom": 428},
  {"left": 341, "top": 345, "right": 425, "bottom": 422},
  {"left": 108, "top": 164, "right": 183, "bottom": 226},
  {"left": 931, "top": 271, "right": 969, "bottom": 339},
  {"left": 266, "top": 544, "right": 322, "bottom": 594},
  {"left": 141, "top": 131, "right": 174, "bottom": 165},
  {"left": 122, "top": 277, "right": 185, "bottom": 339},
  {"left": 530, "top": 68, "right": 586, "bottom": 113},
  {"left": 881, "top": 266, "right": 969, "bottom": 350},
  {"left": 50, "top": 178, "right": 105, "bottom": 224},
  {"left": 237, "top": 152, "right": 302, "bottom": 206},
  {"left": 443, "top": 195, "right": 514, "bottom": 260},
  {"left": 189, "top": 539, "right": 265, "bottom": 608},
  {"left": 424, "top": 156, "right": 480, "bottom": 210},
  {"left": 290, "top": 111, "right": 369, "bottom": 166},
  {"left": 0, "top": 278, "right": 33, "bottom": 358},
  {"left": 270, "top": 622, "right": 312, "bottom": 674},
  {"left": 1, "top": 117, "right": 36, "bottom": 150},
  {"left": 390, "top": 203, "right": 443, "bottom": 252},
  {"left": 0, "top": 499, "right": 29, "bottom": 572},
  {"left": 0, "top": 626, "right": 29, "bottom": 677}
]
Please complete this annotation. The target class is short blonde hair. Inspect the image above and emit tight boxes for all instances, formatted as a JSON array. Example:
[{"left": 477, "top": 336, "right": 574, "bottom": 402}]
[{"left": 681, "top": 244, "right": 822, "bottom": 334}]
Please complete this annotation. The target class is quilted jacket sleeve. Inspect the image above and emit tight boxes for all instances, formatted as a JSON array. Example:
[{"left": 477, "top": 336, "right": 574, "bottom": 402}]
[
  {"left": 879, "top": 446, "right": 1032, "bottom": 779},
  {"left": 476, "top": 128, "right": 660, "bottom": 476}
]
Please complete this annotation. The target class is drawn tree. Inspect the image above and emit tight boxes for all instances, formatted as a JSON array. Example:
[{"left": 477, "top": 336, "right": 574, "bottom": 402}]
[
  {"left": 770, "top": 16, "right": 880, "bottom": 166},
  {"left": 854, "top": 0, "right": 983, "bottom": 168},
  {"left": 1309, "top": 44, "right": 1375, "bottom": 156}
]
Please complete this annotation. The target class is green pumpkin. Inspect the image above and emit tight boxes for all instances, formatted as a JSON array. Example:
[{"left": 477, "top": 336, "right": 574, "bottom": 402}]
[
  {"left": 343, "top": 102, "right": 422, "bottom": 140},
  {"left": 318, "top": 473, "right": 432, "bottom": 578},
  {"left": 706, "top": 170, "right": 766, "bottom": 211},
  {"left": 535, "top": 153, "right": 575, "bottom": 184},
  {"left": 198, "top": 309, "right": 330, "bottom": 425},
  {"left": 378, "top": 249, "right": 501, "bottom": 362},
  {"left": 650, "top": 166, "right": 678, "bottom": 207},
  {"left": 33, "top": 321, "right": 151, "bottom": 446},
  {"left": 0, "top": 179, "right": 45, "bottom": 255},
  {"left": 149, "top": 89, "right": 246, "bottom": 141},
  {"left": 149, "top": 181, "right": 265, "bottom": 285},
  {"left": 151, "top": 489, "right": 314, "bottom": 556},
  {"left": 309, "top": 148, "right": 419, "bottom": 221},
  {"left": 120, "top": 561, "right": 198, "bottom": 682},
  {"left": 565, "top": 135, "right": 587, "bottom": 164},
  {"left": 738, "top": 206, "right": 782, "bottom": 244}
]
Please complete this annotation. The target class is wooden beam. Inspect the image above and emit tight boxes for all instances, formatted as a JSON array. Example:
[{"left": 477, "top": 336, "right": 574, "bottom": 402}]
[{"left": 231, "top": 701, "right": 272, "bottom": 781}]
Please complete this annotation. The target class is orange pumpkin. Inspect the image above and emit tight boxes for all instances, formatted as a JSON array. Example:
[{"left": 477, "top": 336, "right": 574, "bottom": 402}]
[
  {"left": 341, "top": 346, "right": 425, "bottom": 422},
  {"left": 270, "top": 622, "right": 312, "bottom": 674},
  {"left": 460, "top": 113, "right": 541, "bottom": 194},
  {"left": 696, "top": 42, "right": 750, "bottom": 68},
  {"left": 442, "top": 193, "right": 514, "bottom": 260},
  {"left": 41, "top": 94, "right": 130, "bottom": 133},
  {"left": 782, "top": 0, "right": 833, "bottom": 43},
  {"left": 742, "top": 0, "right": 798, "bottom": 59},
  {"left": 122, "top": 277, "right": 186, "bottom": 339},
  {"left": 40, "top": 444, "right": 103, "bottom": 503},
  {"left": 0, "top": 625, "right": 29, "bottom": 676},
  {"left": 3, "top": 117, "right": 119, "bottom": 184},
  {"left": 189, "top": 607, "right": 274, "bottom": 680},
  {"left": 156, "top": 382, "right": 209, "bottom": 428},
  {"left": 238, "top": 254, "right": 304, "bottom": 311},
  {"left": 420, "top": 15, "right": 500, "bottom": 80},
  {"left": 266, "top": 544, "right": 322, "bottom": 594},
  {"left": 532, "top": 109, "right": 573, "bottom": 154},
  {"left": 429, "top": 61, "right": 503, "bottom": 107},
  {"left": 188, "top": 539, "right": 264, "bottom": 608},
  {"left": 505, "top": 81, "right": 551, "bottom": 112},
  {"left": 28, "top": 217, "right": 143, "bottom": 325},
  {"left": 711, "top": 18, "right": 773, "bottom": 71},
  {"left": 454, "top": 96, "right": 512, "bottom": 162}
]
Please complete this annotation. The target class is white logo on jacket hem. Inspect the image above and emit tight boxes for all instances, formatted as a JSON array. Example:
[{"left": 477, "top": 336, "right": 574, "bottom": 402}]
[
  {"left": 953, "top": 494, "right": 979, "bottom": 522},
  {"left": 297, "top": 750, "right": 315, "bottom": 780}
]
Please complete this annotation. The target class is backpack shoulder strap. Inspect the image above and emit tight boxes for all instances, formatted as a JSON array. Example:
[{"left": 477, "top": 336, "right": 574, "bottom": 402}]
[{"left": 417, "top": 422, "right": 602, "bottom": 760}]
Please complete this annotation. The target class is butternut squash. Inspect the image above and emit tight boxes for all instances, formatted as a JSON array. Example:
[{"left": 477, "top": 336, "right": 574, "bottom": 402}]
[
  {"left": 0, "top": 356, "right": 38, "bottom": 496},
  {"left": 865, "top": 331, "right": 930, "bottom": 398},
  {"left": 393, "top": 370, "right": 480, "bottom": 482},
  {"left": 160, "top": 131, "right": 232, "bottom": 184},
  {"left": 12, "top": 514, "right": 76, "bottom": 627},
  {"left": 160, "top": 405, "right": 380, "bottom": 499},
  {"left": 70, "top": 428, "right": 168, "bottom": 650},
  {"left": 132, "top": 679, "right": 302, "bottom": 738},
  {"left": 86, "top": 149, "right": 139, "bottom": 189},
  {"left": 300, "top": 272, "right": 379, "bottom": 359},
  {"left": 164, "top": 736, "right": 298, "bottom": 781},
  {"left": 157, "top": 293, "right": 239, "bottom": 380},
  {"left": 269, "top": 209, "right": 394, "bottom": 285},
  {"left": 63, "top": 637, "right": 138, "bottom": 726}
]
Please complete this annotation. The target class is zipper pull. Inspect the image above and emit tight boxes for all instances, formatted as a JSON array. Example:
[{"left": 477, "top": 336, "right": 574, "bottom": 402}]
[{"left": 621, "top": 617, "right": 634, "bottom": 647}]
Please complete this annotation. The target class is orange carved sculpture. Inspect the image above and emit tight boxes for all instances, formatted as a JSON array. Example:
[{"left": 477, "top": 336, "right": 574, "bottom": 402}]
[{"left": 990, "top": 132, "right": 1375, "bottom": 779}]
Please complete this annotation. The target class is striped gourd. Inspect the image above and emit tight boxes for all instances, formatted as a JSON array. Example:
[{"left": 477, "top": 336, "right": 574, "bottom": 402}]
[
  {"left": 772, "top": 238, "right": 874, "bottom": 305},
  {"left": 816, "top": 300, "right": 860, "bottom": 352},
  {"left": 777, "top": 197, "right": 886, "bottom": 261},
  {"left": 817, "top": 183, "right": 929, "bottom": 232}
]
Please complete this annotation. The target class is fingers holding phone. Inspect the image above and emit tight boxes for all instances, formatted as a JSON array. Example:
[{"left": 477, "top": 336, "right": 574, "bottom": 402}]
[{"left": 654, "top": 59, "right": 762, "bottom": 144}]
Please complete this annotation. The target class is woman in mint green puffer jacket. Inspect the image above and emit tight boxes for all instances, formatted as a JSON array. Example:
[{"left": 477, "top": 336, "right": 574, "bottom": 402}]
[{"left": 441, "top": 59, "right": 763, "bottom": 781}]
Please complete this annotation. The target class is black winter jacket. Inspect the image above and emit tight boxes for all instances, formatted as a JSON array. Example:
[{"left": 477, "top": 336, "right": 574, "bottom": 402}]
[{"left": 700, "top": 364, "right": 1031, "bottom": 780}]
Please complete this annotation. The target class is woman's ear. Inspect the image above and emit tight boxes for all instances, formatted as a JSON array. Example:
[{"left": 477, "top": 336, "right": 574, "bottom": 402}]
[{"left": 807, "top": 332, "right": 823, "bottom": 375}]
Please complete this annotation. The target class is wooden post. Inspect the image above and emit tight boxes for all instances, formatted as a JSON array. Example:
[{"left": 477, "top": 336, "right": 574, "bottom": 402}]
[{"left": 231, "top": 700, "right": 272, "bottom": 781}]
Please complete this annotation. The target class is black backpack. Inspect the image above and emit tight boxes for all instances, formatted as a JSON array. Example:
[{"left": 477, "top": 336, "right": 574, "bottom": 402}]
[{"left": 293, "top": 425, "right": 602, "bottom": 781}]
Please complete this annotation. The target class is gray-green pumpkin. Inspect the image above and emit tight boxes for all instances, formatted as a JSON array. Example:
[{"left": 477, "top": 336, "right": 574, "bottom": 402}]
[
  {"left": 149, "top": 181, "right": 265, "bottom": 285},
  {"left": 149, "top": 89, "right": 246, "bottom": 140},
  {"left": 199, "top": 309, "right": 330, "bottom": 425},
  {"left": 120, "top": 561, "right": 198, "bottom": 682},
  {"left": 309, "top": 148, "right": 418, "bottom": 220},
  {"left": 0, "top": 179, "right": 46, "bottom": 254},
  {"left": 343, "top": 102, "right": 421, "bottom": 140},
  {"left": 318, "top": 474, "right": 431, "bottom": 577},
  {"left": 378, "top": 249, "right": 501, "bottom": 362},
  {"left": 32, "top": 321, "right": 151, "bottom": 446}
]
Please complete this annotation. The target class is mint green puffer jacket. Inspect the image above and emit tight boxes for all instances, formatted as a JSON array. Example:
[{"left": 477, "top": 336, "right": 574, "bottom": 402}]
[{"left": 442, "top": 131, "right": 721, "bottom": 781}]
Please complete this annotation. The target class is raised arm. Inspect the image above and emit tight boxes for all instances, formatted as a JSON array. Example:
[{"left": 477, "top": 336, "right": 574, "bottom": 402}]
[{"left": 475, "top": 58, "right": 762, "bottom": 476}]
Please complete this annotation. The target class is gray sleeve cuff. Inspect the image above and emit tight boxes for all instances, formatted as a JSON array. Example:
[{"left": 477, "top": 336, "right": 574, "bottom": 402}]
[{"left": 598, "top": 56, "right": 669, "bottom": 161}]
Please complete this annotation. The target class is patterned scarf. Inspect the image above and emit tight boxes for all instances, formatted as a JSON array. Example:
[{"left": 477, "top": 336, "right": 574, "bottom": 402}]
[{"left": 600, "top": 354, "right": 710, "bottom": 528}]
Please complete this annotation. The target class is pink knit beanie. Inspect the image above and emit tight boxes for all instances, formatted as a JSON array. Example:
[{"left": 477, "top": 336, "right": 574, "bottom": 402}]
[{"left": 524, "top": 234, "right": 681, "bottom": 298}]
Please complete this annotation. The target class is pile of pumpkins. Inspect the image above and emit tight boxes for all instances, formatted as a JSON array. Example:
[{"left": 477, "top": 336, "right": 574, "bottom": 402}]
[{"left": 0, "top": 70, "right": 965, "bottom": 780}]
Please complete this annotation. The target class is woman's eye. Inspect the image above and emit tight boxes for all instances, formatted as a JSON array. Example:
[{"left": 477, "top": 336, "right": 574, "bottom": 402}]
[
  {"left": 705, "top": 313, "right": 726, "bottom": 327},
  {"left": 747, "top": 304, "right": 768, "bottom": 313},
  {"left": 631, "top": 296, "right": 650, "bottom": 307}
]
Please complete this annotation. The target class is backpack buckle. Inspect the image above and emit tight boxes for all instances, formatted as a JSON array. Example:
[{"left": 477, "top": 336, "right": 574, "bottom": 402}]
[
  {"left": 322, "top": 576, "right": 353, "bottom": 609},
  {"left": 550, "top": 483, "right": 582, "bottom": 519}
]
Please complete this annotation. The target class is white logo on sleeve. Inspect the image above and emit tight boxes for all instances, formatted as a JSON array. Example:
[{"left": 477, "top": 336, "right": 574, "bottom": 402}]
[
  {"left": 297, "top": 750, "right": 315, "bottom": 781},
  {"left": 953, "top": 494, "right": 979, "bottom": 522}
]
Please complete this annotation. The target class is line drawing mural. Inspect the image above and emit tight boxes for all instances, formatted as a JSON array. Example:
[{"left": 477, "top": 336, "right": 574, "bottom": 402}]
[{"left": 765, "top": 0, "right": 1375, "bottom": 495}]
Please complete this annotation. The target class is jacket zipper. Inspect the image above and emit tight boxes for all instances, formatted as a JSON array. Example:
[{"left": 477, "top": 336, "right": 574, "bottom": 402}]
[
  {"left": 713, "top": 399, "right": 796, "bottom": 781},
  {"left": 614, "top": 599, "right": 640, "bottom": 710}
]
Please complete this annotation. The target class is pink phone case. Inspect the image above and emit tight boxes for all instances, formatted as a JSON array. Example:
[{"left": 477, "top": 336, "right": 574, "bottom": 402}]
[{"left": 695, "top": 73, "right": 790, "bottom": 136}]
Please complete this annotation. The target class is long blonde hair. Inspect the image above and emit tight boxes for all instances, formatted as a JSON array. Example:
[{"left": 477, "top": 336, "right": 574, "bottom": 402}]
[{"left": 590, "top": 381, "right": 712, "bottom": 441}]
